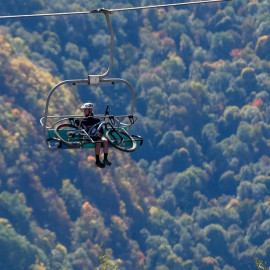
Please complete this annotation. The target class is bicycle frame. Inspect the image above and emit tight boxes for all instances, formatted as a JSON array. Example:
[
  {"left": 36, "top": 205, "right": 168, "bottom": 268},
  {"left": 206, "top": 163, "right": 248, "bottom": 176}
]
[{"left": 87, "top": 121, "right": 132, "bottom": 144}]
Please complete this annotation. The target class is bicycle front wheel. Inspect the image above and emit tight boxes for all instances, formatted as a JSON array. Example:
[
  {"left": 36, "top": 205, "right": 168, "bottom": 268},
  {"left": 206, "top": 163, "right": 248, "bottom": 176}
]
[
  {"left": 106, "top": 130, "right": 137, "bottom": 152},
  {"left": 54, "top": 123, "right": 82, "bottom": 148}
]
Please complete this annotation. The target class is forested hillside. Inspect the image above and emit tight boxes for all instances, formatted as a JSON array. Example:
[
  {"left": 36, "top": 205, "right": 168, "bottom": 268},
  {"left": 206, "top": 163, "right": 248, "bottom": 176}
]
[{"left": 0, "top": 0, "right": 270, "bottom": 269}]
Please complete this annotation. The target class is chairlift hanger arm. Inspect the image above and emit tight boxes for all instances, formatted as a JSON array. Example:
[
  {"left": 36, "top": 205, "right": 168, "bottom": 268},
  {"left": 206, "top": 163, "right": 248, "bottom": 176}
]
[{"left": 0, "top": 0, "right": 231, "bottom": 19}]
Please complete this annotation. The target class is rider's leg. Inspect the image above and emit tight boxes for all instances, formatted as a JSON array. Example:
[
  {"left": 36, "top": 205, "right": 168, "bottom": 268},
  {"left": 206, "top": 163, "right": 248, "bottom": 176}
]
[
  {"left": 95, "top": 142, "right": 101, "bottom": 156},
  {"left": 95, "top": 143, "right": 105, "bottom": 168},
  {"left": 103, "top": 137, "right": 108, "bottom": 154},
  {"left": 102, "top": 138, "right": 111, "bottom": 166}
]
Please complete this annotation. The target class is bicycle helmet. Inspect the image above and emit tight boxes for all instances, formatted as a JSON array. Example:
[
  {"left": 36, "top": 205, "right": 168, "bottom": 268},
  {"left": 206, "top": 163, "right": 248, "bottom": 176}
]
[{"left": 81, "top": 102, "right": 94, "bottom": 110}]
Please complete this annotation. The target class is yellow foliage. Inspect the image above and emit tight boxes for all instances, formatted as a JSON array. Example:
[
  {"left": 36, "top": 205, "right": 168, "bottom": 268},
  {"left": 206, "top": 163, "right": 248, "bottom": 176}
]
[
  {"left": 0, "top": 40, "right": 12, "bottom": 55},
  {"left": 179, "top": 147, "right": 189, "bottom": 156},
  {"left": 0, "top": 125, "right": 10, "bottom": 138},
  {"left": 203, "top": 59, "right": 225, "bottom": 70},
  {"left": 149, "top": 206, "right": 159, "bottom": 215},
  {"left": 62, "top": 179, "right": 71, "bottom": 189},
  {"left": 240, "top": 104, "right": 252, "bottom": 112},
  {"left": 201, "top": 256, "right": 218, "bottom": 266},
  {"left": 167, "top": 53, "right": 184, "bottom": 65},
  {"left": 0, "top": 218, "right": 11, "bottom": 226},
  {"left": 120, "top": 200, "right": 126, "bottom": 215},
  {"left": 190, "top": 81, "right": 206, "bottom": 97},
  {"left": 10, "top": 56, "right": 56, "bottom": 92},
  {"left": 180, "top": 214, "right": 194, "bottom": 225},
  {"left": 265, "top": 200, "right": 270, "bottom": 206},
  {"left": 56, "top": 243, "right": 67, "bottom": 255},
  {"left": 32, "top": 261, "right": 46, "bottom": 270},
  {"left": 182, "top": 260, "right": 193, "bottom": 268},
  {"left": 225, "top": 198, "right": 239, "bottom": 210},
  {"left": 241, "top": 67, "right": 255, "bottom": 79},
  {"left": 102, "top": 177, "right": 110, "bottom": 185},
  {"left": 5, "top": 52, "right": 77, "bottom": 118},
  {"left": 255, "top": 35, "right": 270, "bottom": 59},
  {"left": 116, "top": 258, "right": 123, "bottom": 264},
  {"left": 90, "top": 219, "right": 97, "bottom": 227},
  {"left": 6, "top": 132, "right": 20, "bottom": 150}
]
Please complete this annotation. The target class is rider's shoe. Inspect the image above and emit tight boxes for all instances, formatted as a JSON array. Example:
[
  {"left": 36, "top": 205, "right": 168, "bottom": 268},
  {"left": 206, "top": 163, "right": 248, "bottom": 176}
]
[
  {"left": 96, "top": 160, "right": 105, "bottom": 168},
  {"left": 103, "top": 159, "right": 112, "bottom": 166}
]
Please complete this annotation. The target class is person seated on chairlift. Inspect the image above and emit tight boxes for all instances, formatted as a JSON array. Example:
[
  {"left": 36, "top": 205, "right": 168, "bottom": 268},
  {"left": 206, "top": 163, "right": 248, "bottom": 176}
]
[{"left": 80, "top": 102, "right": 111, "bottom": 168}]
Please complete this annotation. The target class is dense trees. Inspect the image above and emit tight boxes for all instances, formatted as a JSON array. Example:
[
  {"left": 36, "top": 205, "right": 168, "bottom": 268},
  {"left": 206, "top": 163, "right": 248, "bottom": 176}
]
[{"left": 0, "top": 0, "right": 270, "bottom": 269}]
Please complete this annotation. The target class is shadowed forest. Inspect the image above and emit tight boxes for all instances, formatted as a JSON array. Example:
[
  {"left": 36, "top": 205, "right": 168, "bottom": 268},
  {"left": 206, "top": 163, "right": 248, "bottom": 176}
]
[{"left": 0, "top": 0, "right": 270, "bottom": 269}]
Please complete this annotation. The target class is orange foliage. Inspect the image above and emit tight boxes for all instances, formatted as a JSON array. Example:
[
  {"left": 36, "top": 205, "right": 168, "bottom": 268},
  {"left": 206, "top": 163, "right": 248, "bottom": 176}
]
[
  {"left": 12, "top": 108, "right": 20, "bottom": 118},
  {"left": 201, "top": 256, "right": 218, "bottom": 268},
  {"left": 111, "top": 215, "right": 128, "bottom": 231},
  {"left": 20, "top": 110, "right": 35, "bottom": 124},
  {"left": 252, "top": 98, "right": 263, "bottom": 108},
  {"left": 87, "top": 155, "right": 95, "bottom": 162},
  {"left": 157, "top": 8, "right": 166, "bottom": 20},
  {"left": 203, "top": 60, "right": 225, "bottom": 71},
  {"left": 152, "top": 31, "right": 160, "bottom": 39},
  {"left": 19, "top": 153, "right": 28, "bottom": 163},
  {"left": 257, "top": 35, "right": 268, "bottom": 43},
  {"left": 161, "top": 37, "right": 175, "bottom": 50},
  {"left": 136, "top": 205, "right": 144, "bottom": 214},
  {"left": 81, "top": 201, "right": 94, "bottom": 216},
  {"left": 137, "top": 251, "right": 145, "bottom": 268},
  {"left": 111, "top": 215, "right": 123, "bottom": 224},
  {"left": 230, "top": 48, "right": 243, "bottom": 57}
]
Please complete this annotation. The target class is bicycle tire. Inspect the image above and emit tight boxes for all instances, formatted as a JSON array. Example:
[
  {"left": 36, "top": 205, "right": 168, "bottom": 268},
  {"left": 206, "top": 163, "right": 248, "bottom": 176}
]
[
  {"left": 106, "top": 129, "right": 137, "bottom": 152},
  {"left": 54, "top": 123, "right": 82, "bottom": 148}
]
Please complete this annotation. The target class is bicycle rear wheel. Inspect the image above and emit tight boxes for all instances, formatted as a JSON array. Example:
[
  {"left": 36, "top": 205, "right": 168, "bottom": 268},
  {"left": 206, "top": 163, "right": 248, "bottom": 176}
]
[
  {"left": 106, "top": 130, "right": 137, "bottom": 152},
  {"left": 54, "top": 123, "right": 82, "bottom": 148}
]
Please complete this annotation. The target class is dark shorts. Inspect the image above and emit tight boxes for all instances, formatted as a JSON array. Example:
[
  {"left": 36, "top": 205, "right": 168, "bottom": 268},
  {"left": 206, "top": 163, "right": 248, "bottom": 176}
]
[{"left": 91, "top": 136, "right": 102, "bottom": 142}]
